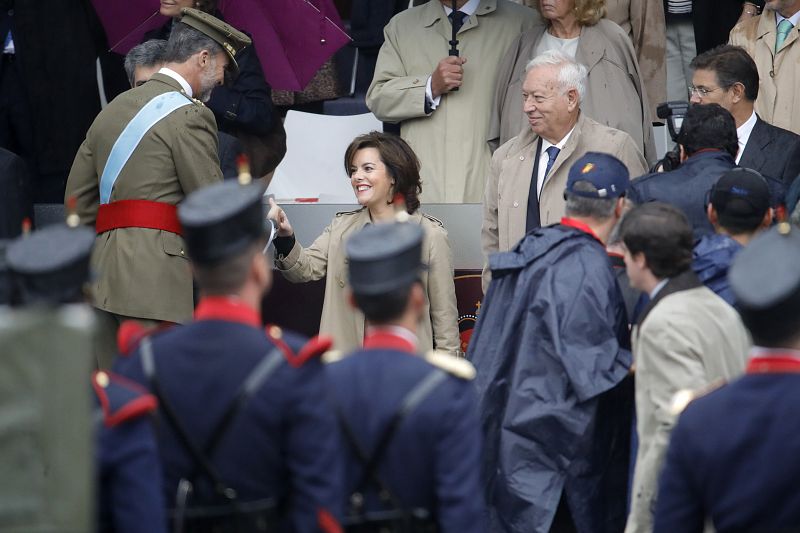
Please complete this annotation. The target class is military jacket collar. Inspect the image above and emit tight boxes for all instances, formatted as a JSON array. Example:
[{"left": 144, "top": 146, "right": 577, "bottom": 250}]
[
  {"left": 194, "top": 296, "right": 261, "bottom": 328},
  {"left": 363, "top": 326, "right": 418, "bottom": 354}
]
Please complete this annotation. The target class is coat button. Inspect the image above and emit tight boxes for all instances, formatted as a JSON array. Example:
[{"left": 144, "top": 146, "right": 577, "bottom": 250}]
[
  {"left": 519, "top": 155, "right": 525, "bottom": 161},
  {"left": 513, "top": 201, "right": 519, "bottom": 208},
  {"left": 338, "top": 279, "right": 345, "bottom": 288},
  {"left": 180, "top": 250, "right": 185, "bottom": 256}
]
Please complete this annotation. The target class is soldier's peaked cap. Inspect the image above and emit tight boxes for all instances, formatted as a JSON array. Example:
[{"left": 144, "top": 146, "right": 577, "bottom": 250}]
[
  {"left": 346, "top": 222, "right": 425, "bottom": 295},
  {"left": 178, "top": 180, "right": 269, "bottom": 266},
  {"left": 730, "top": 223, "right": 800, "bottom": 313},
  {"left": 6, "top": 224, "right": 95, "bottom": 304},
  {"left": 178, "top": 8, "right": 251, "bottom": 73}
]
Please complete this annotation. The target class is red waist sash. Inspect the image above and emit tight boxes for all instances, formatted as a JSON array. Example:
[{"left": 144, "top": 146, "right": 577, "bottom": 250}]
[{"left": 96, "top": 199, "right": 182, "bottom": 235}]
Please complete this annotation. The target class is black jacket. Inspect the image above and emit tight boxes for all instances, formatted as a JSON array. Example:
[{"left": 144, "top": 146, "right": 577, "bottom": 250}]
[{"left": 738, "top": 116, "right": 800, "bottom": 187}]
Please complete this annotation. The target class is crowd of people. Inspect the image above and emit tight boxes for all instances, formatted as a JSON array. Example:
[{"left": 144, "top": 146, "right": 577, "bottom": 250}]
[{"left": 3, "top": 0, "right": 800, "bottom": 532}]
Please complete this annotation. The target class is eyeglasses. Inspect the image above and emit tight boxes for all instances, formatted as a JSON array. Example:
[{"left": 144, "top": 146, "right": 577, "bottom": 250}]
[{"left": 688, "top": 84, "right": 732, "bottom": 97}]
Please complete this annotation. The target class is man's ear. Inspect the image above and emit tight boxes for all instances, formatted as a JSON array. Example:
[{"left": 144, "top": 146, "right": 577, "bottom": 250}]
[
  {"left": 707, "top": 203, "right": 719, "bottom": 226},
  {"left": 730, "top": 81, "right": 746, "bottom": 104},
  {"left": 566, "top": 88, "right": 579, "bottom": 112},
  {"left": 614, "top": 196, "right": 626, "bottom": 218},
  {"left": 679, "top": 144, "right": 688, "bottom": 162}
]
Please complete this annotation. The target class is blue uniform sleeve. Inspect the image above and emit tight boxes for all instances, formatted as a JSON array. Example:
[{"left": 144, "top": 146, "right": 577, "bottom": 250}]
[
  {"left": 434, "top": 380, "right": 487, "bottom": 533},
  {"left": 653, "top": 412, "right": 706, "bottom": 533},
  {"left": 208, "top": 43, "right": 274, "bottom": 136},
  {"left": 283, "top": 360, "right": 344, "bottom": 532},
  {"left": 99, "top": 417, "right": 167, "bottom": 533}
]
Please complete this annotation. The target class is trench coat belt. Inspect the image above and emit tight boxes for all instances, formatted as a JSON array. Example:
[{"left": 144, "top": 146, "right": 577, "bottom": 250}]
[{"left": 95, "top": 199, "right": 182, "bottom": 235}]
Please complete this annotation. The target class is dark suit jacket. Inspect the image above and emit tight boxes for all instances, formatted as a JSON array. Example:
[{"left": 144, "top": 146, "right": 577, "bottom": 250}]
[
  {"left": 738, "top": 116, "right": 800, "bottom": 187},
  {"left": 218, "top": 131, "right": 243, "bottom": 179},
  {"left": 0, "top": 148, "right": 31, "bottom": 239}
]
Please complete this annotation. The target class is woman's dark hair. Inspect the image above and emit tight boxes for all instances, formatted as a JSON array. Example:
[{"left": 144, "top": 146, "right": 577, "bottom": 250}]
[
  {"left": 619, "top": 202, "right": 694, "bottom": 279},
  {"left": 194, "top": 0, "right": 218, "bottom": 14},
  {"left": 676, "top": 103, "right": 739, "bottom": 159},
  {"left": 343, "top": 131, "right": 422, "bottom": 214}
]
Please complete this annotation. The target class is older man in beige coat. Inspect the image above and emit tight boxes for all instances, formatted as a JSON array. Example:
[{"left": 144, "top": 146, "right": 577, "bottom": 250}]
[
  {"left": 619, "top": 203, "right": 750, "bottom": 533},
  {"left": 481, "top": 50, "right": 646, "bottom": 292},
  {"left": 366, "top": 0, "right": 538, "bottom": 203},
  {"left": 729, "top": 0, "right": 800, "bottom": 134}
]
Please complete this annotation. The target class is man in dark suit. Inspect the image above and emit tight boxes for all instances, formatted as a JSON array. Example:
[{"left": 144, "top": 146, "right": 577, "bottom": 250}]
[
  {"left": 654, "top": 221, "right": 800, "bottom": 532},
  {"left": 689, "top": 44, "right": 800, "bottom": 188}
]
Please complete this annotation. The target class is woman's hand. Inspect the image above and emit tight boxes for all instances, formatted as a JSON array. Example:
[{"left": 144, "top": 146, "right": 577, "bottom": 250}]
[{"left": 267, "top": 198, "right": 294, "bottom": 237}]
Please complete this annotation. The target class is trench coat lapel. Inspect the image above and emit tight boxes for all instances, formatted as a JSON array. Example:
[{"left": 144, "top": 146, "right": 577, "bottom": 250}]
[{"left": 542, "top": 113, "right": 585, "bottom": 181}]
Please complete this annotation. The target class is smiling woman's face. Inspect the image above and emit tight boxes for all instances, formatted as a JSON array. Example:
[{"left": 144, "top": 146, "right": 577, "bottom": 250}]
[
  {"left": 349, "top": 147, "right": 394, "bottom": 211},
  {"left": 160, "top": 0, "right": 194, "bottom": 18}
]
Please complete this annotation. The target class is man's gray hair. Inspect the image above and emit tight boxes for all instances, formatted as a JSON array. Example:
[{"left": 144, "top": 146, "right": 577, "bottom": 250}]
[
  {"left": 124, "top": 39, "right": 167, "bottom": 86},
  {"left": 163, "top": 22, "right": 224, "bottom": 64},
  {"left": 525, "top": 50, "right": 588, "bottom": 104},
  {"left": 565, "top": 181, "right": 617, "bottom": 221}
]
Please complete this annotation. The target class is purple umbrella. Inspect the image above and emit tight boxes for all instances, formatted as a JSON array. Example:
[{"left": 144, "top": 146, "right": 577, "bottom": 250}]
[{"left": 91, "top": 0, "right": 351, "bottom": 91}]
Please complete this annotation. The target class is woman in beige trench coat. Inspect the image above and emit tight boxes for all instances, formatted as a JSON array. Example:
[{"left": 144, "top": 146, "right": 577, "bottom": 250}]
[{"left": 267, "top": 132, "right": 461, "bottom": 356}]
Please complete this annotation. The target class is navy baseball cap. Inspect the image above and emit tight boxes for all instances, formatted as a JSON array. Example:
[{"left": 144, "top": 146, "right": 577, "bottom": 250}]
[
  {"left": 565, "top": 152, "right": 630, "bottom": 199},
  {"left": 709, "top": 168, "right": 771, "bottom": 226}
]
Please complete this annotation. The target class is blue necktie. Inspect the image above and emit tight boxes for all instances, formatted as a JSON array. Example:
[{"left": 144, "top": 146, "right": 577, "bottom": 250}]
[
  {"left": 543, "top": 146, "right": 561, "bottom": 179},
  {"left": 776, "top": 18, "right": 794, "bottom": 52},
  {"left": 449, "top": 10, "right": 468, "bottom": 34}
]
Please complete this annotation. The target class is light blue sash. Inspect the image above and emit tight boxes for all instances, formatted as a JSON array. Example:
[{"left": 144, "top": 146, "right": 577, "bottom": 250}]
[{"left": 99, "top": 91, "right": 193, "bottom": 204}]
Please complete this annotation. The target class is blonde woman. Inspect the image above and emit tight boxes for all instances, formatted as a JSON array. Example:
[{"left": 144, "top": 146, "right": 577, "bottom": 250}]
[{"left": 490, "top": 0, "right": 656, "bottom": 164}]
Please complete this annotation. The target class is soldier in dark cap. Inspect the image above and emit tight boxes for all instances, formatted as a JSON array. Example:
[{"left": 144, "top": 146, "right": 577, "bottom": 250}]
[
  {"left": 470, "top": 152, "right": 634, "bottom": 533},
  {"left": 3, "top": 223, "right": 166, "bottom": 533},
  {"left": 65, "top": 8, "right": 252, "bottom": 369},
  {"left": 326, "top": 221, "right": 485, "bottom": 532},
  {"left": 654, "top": 222, "right": 800, "bottom": 532},
  {"left": 114, "top": 178, "right": 343, "bottom": 533}
]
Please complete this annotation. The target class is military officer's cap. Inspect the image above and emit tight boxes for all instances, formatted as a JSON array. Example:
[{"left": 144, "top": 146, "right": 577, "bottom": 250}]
[
  {"left": 178, "top": 180, "right": 272, "bottom": 266},
  {"left": 730, "top": 223, "right": 800, "bottom": 339},
  {"left": 6, "top": 224, "right": 95, "bottom": 305},
  {"left": 178, "top": 8, "right": 251, "bottom": 73},
  {"left": 346, "top": 222, "right": 425, "bottom": 295}
]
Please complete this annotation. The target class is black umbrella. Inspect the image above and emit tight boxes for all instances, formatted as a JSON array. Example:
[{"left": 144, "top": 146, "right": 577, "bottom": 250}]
[{"left": 449, "top": 0, "right": 460, "bottom": 91}]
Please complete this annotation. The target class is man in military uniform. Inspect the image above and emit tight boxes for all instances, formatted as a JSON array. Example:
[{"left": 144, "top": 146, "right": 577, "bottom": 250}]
[
  {"left": 654, "top": 222, "right": 800, "bottom": 531},
  {"left": 3, "top": 222, "right": 166, "bottom": 532},
  {"left": 64, "top": 9, "right": 251, "bottom": 368},
  {"left": 114, "top": 178, "right": 343, "bottom": 533},
  {"left": 327, "top": 221, "right": 485, "bottom": 531}
]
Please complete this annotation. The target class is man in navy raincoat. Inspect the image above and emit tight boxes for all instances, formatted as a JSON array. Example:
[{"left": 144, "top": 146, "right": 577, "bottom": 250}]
[{"left": 469, "top": 152, "right": 634, "bottom": 533}]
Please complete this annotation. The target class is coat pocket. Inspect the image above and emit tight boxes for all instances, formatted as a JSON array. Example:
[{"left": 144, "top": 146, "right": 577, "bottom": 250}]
[{"left": 161, "top": 231, "right": 188, "bottom": 261}]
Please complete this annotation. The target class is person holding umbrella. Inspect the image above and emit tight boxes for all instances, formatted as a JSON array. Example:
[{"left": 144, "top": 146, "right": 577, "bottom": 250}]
[{"left": 267, "top": 131, "right": 461, "bottom": 356}]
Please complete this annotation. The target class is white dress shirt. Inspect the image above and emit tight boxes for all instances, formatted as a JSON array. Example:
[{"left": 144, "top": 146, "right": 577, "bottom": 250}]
[
  {"left": 735, "top": 110, "right": 757, "bottom": 164},
  {"left": 158, "top": 67, "right": 193, "bottom": 97},
  {"left": 536, "top": 126, "right": 575, "bottom": 197}
]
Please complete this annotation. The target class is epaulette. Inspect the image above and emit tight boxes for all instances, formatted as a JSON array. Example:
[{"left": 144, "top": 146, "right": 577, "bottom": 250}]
[
  {"left": 424, "top": 350, "right": 476, "bottom": 380},
  {"left": 265, "top": 324, "right": 333, "bottom": 368},
  {"left": 321, "top": 349, "right": 346, "bottom": 364},
  {"left": 92, "top": 371, "right": 157, "bottom": 428},
  {"left": 335, "top": 208, "right": 364, "bottom": 218},
  {"left": 117, "top": 320, "right": 173, "bottom": 357},
  {"left": 191, "top": 97, "right": 206, "bottom": 107},
  {"left": 669, "top": 378, "right": 727, "bottom": 416},
  {"left": 421, "top": 213, "right": 444, "bottom": 227}
]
